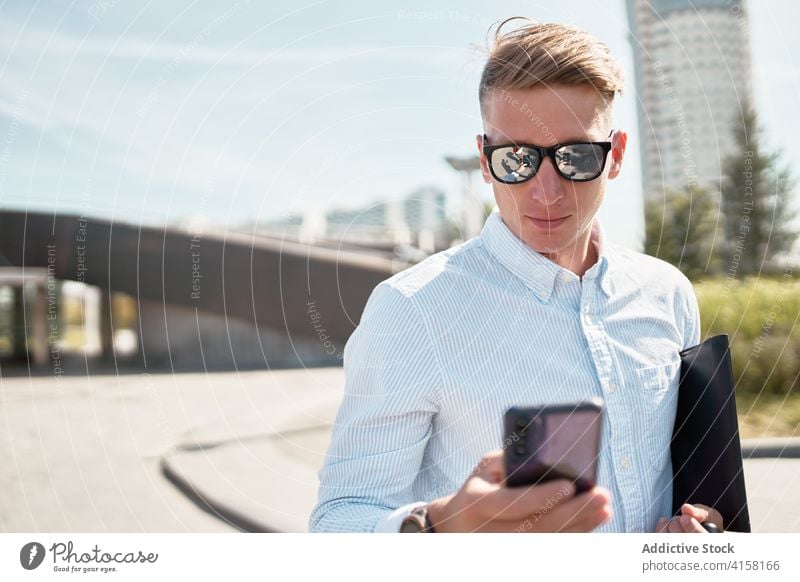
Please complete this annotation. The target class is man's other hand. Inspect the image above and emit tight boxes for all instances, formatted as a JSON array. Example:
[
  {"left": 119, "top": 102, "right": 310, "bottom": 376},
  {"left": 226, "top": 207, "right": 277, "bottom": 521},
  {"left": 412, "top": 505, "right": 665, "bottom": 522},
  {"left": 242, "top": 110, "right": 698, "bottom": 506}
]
[
  {"left": 426, "top": 450, "right": 612, "bottom": 532},
  {"left": 656, "top": 503, "right": 724, "bottom": 533}
]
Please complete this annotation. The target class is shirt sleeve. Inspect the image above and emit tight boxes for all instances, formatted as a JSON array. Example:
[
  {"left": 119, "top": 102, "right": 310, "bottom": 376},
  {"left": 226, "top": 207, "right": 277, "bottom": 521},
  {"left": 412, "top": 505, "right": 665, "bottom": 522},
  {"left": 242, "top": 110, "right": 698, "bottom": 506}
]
[
  {"left": 308, "top": 283, "right": 443, "bottom": 532},
  {"left": 681, "top": 282, "right": 702, "bottom": 350}
]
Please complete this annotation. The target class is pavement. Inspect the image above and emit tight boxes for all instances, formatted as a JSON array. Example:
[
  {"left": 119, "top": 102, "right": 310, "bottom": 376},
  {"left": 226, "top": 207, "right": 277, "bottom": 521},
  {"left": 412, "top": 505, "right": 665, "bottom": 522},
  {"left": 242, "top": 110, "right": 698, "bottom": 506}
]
[{"left": 2, "top": 368, "right": 799, "bottom": 533}]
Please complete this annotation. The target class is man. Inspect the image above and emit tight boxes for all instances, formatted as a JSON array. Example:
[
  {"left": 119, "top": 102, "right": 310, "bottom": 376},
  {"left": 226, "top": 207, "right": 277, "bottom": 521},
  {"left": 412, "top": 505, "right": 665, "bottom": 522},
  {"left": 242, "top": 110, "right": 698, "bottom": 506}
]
[{"left": 309, "top": 19, "right": 722, "bottom": 533}]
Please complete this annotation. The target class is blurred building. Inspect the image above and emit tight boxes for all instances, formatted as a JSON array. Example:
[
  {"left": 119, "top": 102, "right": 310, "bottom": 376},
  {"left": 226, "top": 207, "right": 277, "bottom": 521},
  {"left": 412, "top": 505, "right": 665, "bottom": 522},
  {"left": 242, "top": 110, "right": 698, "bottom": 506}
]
[
  {"left": 0, "top": 211, "right": 397, "bottom": 372},
  {"left": 270, "top": 186, "right": 449, "bottom": 252},
  {"left": 626, "top": 0, "right": 753, "bottom": 197},
  {"left": 403, "top": 187, "right": 447, "bottom": 232}
]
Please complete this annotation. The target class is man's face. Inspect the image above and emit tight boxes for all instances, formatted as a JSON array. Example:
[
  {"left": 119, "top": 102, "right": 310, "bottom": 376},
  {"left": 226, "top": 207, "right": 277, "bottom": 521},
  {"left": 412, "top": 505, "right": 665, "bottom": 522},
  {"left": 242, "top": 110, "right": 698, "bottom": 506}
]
[{"left": 477, "top": 84, "right": 627, "bottom": 265}]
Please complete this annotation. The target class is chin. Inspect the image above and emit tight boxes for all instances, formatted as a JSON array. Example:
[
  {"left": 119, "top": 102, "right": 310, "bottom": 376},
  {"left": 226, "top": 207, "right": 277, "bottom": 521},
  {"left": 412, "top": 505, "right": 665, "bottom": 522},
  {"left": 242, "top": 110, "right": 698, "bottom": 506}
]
[{"left": 520, "top": 229, "right": 569, "bottom": 251}]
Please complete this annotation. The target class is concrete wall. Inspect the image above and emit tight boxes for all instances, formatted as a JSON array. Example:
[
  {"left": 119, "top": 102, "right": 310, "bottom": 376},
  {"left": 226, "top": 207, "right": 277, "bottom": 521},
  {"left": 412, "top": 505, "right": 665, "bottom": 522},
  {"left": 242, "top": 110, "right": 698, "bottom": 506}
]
[{"left": 137, "top": 299, "right": 342, "bottom": 371}]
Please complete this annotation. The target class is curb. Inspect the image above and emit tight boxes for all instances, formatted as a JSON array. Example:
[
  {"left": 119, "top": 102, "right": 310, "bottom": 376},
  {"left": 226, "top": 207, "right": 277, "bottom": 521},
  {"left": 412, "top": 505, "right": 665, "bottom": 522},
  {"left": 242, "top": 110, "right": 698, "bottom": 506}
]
[
  {"left": 741, "top": 437, "right": 800, "bottom": 459},
  {"left": 161, "top": 437, "right": 800, "bottom": 534},
  {"left": 160, "top": 454, "right": 276, "bottom": 533}
]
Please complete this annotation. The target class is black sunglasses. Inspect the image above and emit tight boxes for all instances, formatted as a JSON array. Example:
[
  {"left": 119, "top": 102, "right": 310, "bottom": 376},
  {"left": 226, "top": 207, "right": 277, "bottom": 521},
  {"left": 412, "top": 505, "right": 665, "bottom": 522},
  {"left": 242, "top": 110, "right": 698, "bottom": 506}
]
[{"left": 482, "top": 131, "right": 613, "bottom": 184}]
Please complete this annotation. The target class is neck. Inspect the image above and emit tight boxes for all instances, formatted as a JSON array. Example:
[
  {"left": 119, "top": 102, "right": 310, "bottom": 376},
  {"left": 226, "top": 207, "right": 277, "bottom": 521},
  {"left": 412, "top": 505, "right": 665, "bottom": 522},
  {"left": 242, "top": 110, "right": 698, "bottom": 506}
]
[{"left": 541, "top": 229, "right": 598, "bottom": 278}]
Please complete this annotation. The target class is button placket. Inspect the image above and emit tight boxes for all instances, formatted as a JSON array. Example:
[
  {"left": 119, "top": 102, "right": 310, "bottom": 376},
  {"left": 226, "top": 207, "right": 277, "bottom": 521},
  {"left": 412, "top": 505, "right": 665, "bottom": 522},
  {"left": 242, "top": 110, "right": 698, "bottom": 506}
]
[
  {"left": 581, "top": 286, "right": 644, "bottom": 528},
  {"left": 606, "top": 376, "right": 645, "bottom": 532}
]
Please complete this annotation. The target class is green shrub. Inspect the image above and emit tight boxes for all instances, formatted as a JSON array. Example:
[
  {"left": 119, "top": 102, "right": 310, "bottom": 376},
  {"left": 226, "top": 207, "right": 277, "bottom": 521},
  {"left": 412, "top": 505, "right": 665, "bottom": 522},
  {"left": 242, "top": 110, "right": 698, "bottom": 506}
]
[{"left": 694, "top": 276, "right": 799, "bottom": 396}]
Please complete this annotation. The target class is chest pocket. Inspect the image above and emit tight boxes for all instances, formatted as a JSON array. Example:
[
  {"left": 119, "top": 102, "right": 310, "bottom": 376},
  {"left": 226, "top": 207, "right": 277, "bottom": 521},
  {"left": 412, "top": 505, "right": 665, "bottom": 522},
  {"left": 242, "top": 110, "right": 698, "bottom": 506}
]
[{"left": 634, "top": 359, "right": 681, "bottom": 472}]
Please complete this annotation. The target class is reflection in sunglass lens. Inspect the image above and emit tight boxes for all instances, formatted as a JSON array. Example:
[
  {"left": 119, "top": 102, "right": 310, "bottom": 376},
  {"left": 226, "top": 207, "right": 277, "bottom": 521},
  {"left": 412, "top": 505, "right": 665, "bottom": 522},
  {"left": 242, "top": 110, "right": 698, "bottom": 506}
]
[
  {"left": 554, "top": 143, "right": 605, "bottom": 180},
  {"left": 490, "top": 147, "right": 540, "bottom": 182}
]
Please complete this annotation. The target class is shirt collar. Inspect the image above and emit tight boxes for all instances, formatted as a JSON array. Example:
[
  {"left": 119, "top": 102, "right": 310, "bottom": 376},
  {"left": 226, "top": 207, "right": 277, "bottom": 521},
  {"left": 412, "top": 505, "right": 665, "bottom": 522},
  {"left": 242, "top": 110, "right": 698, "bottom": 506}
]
[{"left": 479, "top": 211, "right": 614, "bottom": 302}]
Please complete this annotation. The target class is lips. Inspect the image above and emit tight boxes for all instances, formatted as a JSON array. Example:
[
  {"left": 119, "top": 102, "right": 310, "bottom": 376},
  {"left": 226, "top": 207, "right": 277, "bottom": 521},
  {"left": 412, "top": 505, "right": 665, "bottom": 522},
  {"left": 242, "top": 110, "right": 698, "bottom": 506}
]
[{"left": 527, "top": 215, "right": 570, "bottom": 228}]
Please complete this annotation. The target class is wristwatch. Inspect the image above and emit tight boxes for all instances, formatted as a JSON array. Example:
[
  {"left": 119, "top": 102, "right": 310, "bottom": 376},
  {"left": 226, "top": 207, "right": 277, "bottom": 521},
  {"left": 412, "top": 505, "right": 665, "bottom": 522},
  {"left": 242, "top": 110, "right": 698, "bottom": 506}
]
[{"left": 399, "top": 505, "right": 436, "bottom": 533}]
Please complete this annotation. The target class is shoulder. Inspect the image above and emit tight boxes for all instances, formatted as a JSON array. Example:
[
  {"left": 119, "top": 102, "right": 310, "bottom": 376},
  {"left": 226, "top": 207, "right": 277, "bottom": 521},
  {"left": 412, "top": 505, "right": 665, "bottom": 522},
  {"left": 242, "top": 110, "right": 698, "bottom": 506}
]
[
  {"left": 377, "top": 237, "right": 490, "bottom": 301},
  {"left": 357, "top": 238, "right": 487, "bottom": 327},
  {"left": 607, "top": 242, "right": 695, "bottom": 299}
]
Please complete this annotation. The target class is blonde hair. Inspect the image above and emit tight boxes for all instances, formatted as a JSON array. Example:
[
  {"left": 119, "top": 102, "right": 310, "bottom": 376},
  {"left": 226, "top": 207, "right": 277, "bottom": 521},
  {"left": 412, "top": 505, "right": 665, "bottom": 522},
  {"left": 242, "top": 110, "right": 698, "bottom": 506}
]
[{"left": 479, "top": 18, "right": 624, "bottom": 115}]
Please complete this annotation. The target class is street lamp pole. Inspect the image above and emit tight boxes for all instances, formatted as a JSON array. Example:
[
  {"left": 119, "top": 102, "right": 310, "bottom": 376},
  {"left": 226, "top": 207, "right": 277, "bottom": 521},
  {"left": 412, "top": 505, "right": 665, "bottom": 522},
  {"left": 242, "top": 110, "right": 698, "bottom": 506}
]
[{"left": 444, "top": 155, "right": 483, "bottom": 241}]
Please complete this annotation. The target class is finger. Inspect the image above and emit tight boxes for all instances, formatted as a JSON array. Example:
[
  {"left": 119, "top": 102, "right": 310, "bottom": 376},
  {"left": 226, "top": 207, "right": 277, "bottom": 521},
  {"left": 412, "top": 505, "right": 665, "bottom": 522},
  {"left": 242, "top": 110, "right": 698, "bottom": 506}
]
[
  {"left": 679, "top": 514, "right": 707, "bottom": 533},
  {"left": 534, "top": 487, "right": 611, "bottom": 533},
  {"left": 692, "top": 504, "right": 725, "bottom": 530},
  {"left": 656, "top": 517, "right": 669, "bottom": 533},
  {"left": 486, "top": 498, "right": 610, "bottom": 533},
  {"left": 667, "top": 518, "right": 684, "bottom": 534},
  {"left": 549, "top": 491, "right": 609, "bottom": 532},
  {"left": 472, "top": 516, "right": 552, "bottom": 533},
  {"left": 556, "top": 501, "right": 613, "bottom": 532},
  {"left": 471, "top": 479, "right": 575, "bottom": 521},
  {"left": 681, "top": 503, "right": 709, "bottom": 523},
  {"left": 470, "top": 450, "right": 505, "bottom": 483}
]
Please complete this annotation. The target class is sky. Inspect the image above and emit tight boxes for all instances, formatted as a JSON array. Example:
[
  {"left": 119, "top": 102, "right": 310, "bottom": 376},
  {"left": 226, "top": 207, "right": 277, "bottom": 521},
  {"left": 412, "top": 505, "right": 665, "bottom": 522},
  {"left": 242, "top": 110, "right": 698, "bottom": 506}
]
[{"left": 0, "top": 0, "right": 798, "bottom": 250}]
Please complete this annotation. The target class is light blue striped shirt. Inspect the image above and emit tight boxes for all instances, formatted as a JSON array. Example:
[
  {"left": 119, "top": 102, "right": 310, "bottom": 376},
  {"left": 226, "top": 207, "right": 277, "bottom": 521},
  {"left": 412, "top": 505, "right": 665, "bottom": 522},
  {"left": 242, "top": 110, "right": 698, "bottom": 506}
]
[{"left": 310, "top": 211, "right": 701, "bottom": 533}]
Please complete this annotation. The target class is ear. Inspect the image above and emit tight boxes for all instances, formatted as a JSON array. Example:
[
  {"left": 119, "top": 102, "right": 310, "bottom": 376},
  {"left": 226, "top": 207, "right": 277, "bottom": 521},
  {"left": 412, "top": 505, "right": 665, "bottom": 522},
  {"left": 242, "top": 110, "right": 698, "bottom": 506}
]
[
  {"left": 607, "top": 129, "right": 627, "bottom": 180},
  {"left": 476, "top": 134, "right": 492, "bottom": 184}
]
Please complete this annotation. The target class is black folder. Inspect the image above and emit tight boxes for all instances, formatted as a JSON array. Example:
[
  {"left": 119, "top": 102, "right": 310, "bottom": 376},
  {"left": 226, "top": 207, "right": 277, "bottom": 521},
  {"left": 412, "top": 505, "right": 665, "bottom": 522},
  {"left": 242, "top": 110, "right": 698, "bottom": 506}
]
[{"left": 671, "top": 334, "right": 751, "bottom": 532}]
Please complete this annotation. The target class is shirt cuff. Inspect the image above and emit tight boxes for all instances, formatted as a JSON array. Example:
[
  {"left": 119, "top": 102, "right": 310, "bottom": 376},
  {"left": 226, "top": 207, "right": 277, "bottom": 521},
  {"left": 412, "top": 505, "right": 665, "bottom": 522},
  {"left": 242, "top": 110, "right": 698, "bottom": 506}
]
[{"left": 373, "top": 502, "right": 428, "bottom": 533}]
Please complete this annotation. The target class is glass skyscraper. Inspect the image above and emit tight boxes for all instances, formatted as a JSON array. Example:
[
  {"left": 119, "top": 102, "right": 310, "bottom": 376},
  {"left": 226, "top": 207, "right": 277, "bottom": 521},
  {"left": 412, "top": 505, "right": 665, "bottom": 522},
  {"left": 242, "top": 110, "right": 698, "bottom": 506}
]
[{"left": 626, "top": 0, "right": 753, "bottom": 198}]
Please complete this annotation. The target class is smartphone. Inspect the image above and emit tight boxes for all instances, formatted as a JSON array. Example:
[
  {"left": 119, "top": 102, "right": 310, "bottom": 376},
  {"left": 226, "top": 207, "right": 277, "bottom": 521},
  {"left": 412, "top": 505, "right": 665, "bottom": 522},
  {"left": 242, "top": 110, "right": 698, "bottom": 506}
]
[{"left": 503, "top": 399, "right": 604, "bottom": 492}]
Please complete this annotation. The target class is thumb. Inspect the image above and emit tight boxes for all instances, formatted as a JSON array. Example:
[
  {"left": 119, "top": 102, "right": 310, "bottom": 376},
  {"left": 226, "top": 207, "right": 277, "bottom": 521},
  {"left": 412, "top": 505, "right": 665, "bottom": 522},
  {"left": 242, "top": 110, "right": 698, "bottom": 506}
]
[{"left": 680, "top": 503, "right": 709, "bottom": 523}]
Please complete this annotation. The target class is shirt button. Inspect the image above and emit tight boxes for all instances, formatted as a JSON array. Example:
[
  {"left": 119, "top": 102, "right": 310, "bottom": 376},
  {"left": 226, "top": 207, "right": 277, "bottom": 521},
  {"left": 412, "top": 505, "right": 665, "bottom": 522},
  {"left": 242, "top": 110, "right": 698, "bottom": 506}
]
[
  {"left": 620, "top": 454, "right": 631, "bottom": 469},
  {"left": 608, "top": 382, "right": 617, "bottom": 394},
  {"left": 560, "top": 272, "right": 571, "bottom": 284}
]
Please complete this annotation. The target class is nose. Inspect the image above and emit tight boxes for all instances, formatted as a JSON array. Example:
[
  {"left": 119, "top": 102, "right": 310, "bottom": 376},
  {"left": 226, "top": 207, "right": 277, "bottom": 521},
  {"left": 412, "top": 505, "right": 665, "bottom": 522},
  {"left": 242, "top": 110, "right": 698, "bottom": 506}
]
[{"left": 527, "top": 157, "right": 565, "bottom": 206}]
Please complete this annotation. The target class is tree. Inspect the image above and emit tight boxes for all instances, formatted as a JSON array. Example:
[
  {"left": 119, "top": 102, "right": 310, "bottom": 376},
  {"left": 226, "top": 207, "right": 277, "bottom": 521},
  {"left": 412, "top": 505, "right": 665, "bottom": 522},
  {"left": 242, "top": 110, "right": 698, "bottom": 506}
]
[
  {"left": 644, "top": 186, "right": 722, "bottom": 280},
  {"left": 719, "top": 103, "right": 797, "bottom": 275}
]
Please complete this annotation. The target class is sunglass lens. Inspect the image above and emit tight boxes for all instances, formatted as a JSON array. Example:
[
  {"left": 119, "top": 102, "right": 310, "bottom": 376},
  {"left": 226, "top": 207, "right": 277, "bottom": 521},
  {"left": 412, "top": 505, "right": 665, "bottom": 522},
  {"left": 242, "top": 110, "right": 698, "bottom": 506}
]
[
  {"left": 555, "top": 144, "right": 605, "bottom": 180},
  {"left": 490, "top": 147, "right": 540, "bottom": 183}
]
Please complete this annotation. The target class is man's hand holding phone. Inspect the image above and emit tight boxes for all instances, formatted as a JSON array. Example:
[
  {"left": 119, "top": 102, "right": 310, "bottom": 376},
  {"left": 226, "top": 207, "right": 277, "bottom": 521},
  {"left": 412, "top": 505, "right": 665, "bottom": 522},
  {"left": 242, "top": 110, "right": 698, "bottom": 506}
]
[{"left": 426, "top": 450, "right": 612, "bottom": 533}]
